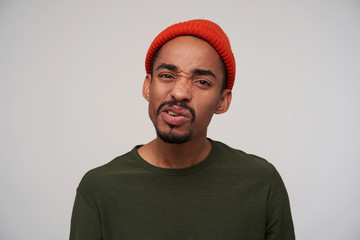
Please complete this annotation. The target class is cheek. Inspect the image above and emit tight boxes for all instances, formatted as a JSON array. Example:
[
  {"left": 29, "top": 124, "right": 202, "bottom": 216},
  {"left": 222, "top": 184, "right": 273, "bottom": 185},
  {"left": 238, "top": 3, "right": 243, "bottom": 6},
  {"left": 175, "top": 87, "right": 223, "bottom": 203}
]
[
  {"left": 147, "top": 88, "right": 166, "bottom": 123},
  {"left": 149, "top": 83, "right": 168, "bottom": 105},
  {"left": 196, "top": 93, "right": 221, "bottom": 112},
  {"left": 148, "top": 100, "right": 157, "bottom": 123},
  {"left": 194, "top": 100, "right": 219, "bottom": 124}
]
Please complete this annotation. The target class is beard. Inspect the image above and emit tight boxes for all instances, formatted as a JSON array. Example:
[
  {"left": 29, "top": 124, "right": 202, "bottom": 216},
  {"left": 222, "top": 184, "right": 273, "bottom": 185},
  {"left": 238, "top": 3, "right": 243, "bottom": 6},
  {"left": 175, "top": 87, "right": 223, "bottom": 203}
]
[
  {"left": 155, "top": 126, "right": 192, "bottom": 144},
  {"left": 154, "top": 100, "right": 196, "bottom": 144}
]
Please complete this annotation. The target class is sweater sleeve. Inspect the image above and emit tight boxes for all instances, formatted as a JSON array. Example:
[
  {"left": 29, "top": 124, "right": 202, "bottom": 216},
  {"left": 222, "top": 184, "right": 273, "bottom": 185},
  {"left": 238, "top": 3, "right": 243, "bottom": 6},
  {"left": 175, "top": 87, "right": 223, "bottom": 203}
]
[
  {"left": 265, "top": 167, "right": 295, "bottom": 240},
  {"left": 69, "top": 189, "right": 102, "bottom": 240}
]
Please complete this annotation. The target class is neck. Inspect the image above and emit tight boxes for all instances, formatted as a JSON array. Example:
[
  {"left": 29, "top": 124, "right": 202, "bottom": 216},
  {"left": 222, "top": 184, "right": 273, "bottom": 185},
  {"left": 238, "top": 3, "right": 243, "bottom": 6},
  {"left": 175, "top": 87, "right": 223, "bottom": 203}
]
[{"left": 138, "top": 136, "right": 212, "bottom": 169}]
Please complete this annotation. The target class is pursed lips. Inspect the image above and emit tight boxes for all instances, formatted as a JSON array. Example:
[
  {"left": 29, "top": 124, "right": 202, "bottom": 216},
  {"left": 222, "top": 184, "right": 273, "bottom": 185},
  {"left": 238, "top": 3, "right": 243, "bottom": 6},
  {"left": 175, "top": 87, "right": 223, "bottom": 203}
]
[
  {"left": 159, "top": 105, "right": 194, "bottom": 126},
  {"left": 161, "top": 105, "right": 192, "bottom": 118}
]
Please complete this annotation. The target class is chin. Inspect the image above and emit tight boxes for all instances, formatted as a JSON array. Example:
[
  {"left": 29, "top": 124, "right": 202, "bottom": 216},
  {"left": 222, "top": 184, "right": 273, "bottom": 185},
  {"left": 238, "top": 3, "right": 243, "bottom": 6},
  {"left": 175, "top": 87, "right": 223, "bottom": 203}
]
[{"left": 156, "top": 127, "right": 192, "bottom": 144}]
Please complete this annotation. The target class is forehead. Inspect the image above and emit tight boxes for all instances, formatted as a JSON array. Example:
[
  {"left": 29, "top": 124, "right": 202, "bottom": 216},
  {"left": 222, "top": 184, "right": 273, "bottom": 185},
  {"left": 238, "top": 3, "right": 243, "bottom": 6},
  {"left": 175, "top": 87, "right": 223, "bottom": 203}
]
[{"left": 154, "top": 36, "right": 223, "bottom": 74}]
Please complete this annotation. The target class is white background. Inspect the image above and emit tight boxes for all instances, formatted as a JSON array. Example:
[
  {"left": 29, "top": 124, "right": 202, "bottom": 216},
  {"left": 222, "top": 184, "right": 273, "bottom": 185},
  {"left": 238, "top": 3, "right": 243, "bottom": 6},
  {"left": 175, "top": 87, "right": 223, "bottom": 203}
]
[{"left": 1, "top": 0, "right": 359, "bottom": 239}]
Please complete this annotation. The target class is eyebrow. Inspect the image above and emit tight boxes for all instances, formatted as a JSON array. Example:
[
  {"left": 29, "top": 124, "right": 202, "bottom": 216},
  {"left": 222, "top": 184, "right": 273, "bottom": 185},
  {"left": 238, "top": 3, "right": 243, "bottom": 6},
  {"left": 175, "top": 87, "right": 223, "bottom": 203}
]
[
  {"left": 155, "top": 63, "right": 217, "bottom": 80},
  {"left": 155, "top": 63, "right": 178, "bottom": 72},
  {"left": 192, "top": 68, "right": 216, "bottom": 79}
]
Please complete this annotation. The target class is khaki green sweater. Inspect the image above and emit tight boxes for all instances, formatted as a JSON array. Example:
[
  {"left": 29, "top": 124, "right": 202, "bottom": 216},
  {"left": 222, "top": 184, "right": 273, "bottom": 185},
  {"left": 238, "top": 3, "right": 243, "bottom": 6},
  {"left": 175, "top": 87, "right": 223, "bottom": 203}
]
[{"left": 70, "top": 140, "right": 295, "bottom": 240}]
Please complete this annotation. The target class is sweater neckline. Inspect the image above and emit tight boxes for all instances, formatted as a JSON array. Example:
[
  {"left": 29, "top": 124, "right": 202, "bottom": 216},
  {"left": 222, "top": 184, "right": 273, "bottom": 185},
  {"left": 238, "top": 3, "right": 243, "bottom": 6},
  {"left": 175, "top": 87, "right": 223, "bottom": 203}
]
[{"left": 130, "top": 138, "right": 218, "bottom": 176}]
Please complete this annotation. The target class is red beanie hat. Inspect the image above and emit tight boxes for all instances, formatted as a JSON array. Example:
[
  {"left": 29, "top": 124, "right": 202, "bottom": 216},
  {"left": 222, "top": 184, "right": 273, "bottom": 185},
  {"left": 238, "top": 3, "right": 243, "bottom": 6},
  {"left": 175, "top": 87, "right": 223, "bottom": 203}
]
[{"left": 145, "top": 19, "right": 236, "bottom": 90}]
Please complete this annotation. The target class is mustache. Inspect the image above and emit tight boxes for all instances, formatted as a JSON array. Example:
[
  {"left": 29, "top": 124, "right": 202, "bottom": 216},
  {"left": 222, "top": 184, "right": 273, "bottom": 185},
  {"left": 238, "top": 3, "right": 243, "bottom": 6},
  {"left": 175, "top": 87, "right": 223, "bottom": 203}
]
[{"left": 157, "top": 101, "right": 196, "bottom": 121}]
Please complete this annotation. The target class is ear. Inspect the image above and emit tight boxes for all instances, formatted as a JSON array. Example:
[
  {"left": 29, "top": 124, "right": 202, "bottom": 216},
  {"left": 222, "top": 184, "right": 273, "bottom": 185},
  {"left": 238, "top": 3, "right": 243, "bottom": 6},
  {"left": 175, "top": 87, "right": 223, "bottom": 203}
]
[
  {"left": 142, "top": 74, "right": 152, "bottom": 102},
  {"left": 215, "top": 89, "right": 232, "bottom": 114}
]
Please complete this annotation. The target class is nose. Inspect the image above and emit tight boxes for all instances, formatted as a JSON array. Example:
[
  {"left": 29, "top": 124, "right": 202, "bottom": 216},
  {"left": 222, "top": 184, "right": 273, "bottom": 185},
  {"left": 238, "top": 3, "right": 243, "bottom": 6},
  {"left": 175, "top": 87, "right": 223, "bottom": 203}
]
[{"left": 170, "top": 78, "right": 192, "bottom": 102}]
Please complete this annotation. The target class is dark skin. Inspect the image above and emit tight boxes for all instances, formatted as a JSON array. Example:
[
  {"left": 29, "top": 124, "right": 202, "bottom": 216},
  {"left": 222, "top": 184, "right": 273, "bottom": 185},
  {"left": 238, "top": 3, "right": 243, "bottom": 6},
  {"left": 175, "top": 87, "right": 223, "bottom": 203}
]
[
  {"left": 138, "top": 36, "right": 232, "bottom": 169},
  {"left": 151, "top": 39, "right": 228, "bottom": 92}
]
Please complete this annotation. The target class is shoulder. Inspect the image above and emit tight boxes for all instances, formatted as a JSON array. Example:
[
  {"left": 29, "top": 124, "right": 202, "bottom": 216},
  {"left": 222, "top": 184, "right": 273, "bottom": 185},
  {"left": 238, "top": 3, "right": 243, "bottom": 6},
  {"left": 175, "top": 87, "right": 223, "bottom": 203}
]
[
  {"left": 212, "top": 140, "right": 276, "bottom": 177},
  {"left": 77, "top": 148, "right": 138, "bottom": 193}
]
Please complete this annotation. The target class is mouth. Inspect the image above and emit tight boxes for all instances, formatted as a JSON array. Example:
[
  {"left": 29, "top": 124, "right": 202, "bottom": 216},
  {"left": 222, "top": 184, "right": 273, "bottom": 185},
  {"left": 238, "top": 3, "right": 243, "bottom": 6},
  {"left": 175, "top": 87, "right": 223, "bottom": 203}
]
[
  {"left": 168, "top": 110, "right": 177, "bottom": 116},
  {"left": 158, "top": 103, "right": 195, "bottom": 127},
  {"left": 162, "top": 106, "right": 191, "bottom": 118}
]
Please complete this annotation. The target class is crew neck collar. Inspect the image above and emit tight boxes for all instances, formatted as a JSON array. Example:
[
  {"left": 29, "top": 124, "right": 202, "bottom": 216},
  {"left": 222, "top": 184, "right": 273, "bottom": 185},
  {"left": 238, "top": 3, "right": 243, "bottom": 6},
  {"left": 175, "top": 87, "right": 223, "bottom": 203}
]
[{"left": 130, "top": 138, "right": 218, "bottom": 176}]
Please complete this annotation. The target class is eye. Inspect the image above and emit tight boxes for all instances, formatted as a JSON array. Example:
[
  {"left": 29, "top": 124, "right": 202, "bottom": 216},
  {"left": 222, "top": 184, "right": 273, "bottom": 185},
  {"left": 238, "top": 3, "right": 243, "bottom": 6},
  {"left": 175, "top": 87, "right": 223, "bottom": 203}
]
[
  {"left": 195, "top": 80, "right": 211, "bottom": 88},
  {"left": 159, "top": 73, "right": 174, "bottom": 79}
]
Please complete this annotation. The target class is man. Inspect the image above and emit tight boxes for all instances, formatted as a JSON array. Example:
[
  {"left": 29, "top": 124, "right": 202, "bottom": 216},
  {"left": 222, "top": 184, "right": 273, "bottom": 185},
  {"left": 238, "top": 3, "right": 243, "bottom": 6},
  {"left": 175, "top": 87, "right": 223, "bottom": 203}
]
[{"left": 70, "top": 19, "right": 295, "bottom": 240}]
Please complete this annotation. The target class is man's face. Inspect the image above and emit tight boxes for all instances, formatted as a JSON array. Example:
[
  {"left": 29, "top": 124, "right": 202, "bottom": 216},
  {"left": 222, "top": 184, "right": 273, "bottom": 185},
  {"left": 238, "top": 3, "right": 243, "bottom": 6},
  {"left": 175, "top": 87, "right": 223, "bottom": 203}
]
[{"left": 143, "top": 36, "right": 232, "bottom": 144}]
